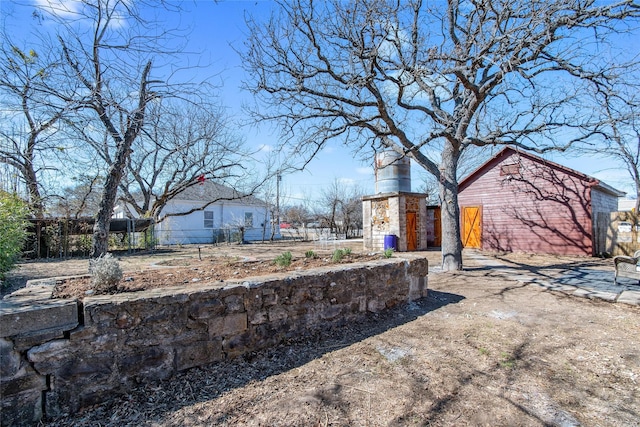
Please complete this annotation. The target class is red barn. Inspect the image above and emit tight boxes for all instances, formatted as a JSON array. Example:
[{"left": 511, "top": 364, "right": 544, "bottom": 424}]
[{"left": 457, "top": 147, "right": 624, "bottom": 256}]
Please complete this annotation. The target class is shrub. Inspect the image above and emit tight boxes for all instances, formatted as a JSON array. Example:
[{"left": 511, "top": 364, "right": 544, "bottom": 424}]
[
  {"left": 0, "top": 192, "right": 30, "bottom": 282},
  {"left": 89, "top": 253, "right": 123, "bottom": 293},
  {"left": 331, "top": 248, "right": 346, "bottom": 262},
  {"left": 383, "top": 248, "right": 394, "bottom": 258},
  {"left": 274, "top": 251, "right": 292, "bottom": 267},
  {"left": 305, "top": 250, "right": 317, "bottom": 259},
  {"left": 343, "top": 247, "right": 352, "bottom": 255}
]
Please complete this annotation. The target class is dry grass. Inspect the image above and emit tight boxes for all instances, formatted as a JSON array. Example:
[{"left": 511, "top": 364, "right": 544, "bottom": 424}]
[{"left": 5, "top": 243, "right": 639, "bottom": 426}]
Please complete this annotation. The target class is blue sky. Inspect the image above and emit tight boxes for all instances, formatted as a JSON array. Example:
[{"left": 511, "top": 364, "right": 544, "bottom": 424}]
[
  {"left": 1, "top": 0, "right": 636, "bottom": 204},
  {"left": 173, "top": 0, "right": 379, "bottom": 204},
  {"left": 1, "top": 0, "right": 377, "bottom": 205}
]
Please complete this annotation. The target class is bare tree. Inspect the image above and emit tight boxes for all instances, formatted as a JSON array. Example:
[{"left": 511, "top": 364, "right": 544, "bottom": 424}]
[
  {"left": 33, "top": 0, "right": 220, "bottom": 258},
  {"left": 579, "top": 71, "right": 640, "bottom": 210},
  {"left": 70, "top": 98, "right": 250, "bottom": 222},
  {"left": 0, "top": 40, "right": 78, "bottom": 218},
  {"left": 418, "top": 145, "right": 496, "bottom": 205},
  {"left": 317, "top": 179, "right": 364, "bottom": 237},
  {"left": 242, "top": 0, "right": 640, "bottom": 270},
  {"left": 282, "top": 204, "right": 313, "bottom": 233},
  {"left": 50, "top": 174, "right": 104, "bottom": 219}
]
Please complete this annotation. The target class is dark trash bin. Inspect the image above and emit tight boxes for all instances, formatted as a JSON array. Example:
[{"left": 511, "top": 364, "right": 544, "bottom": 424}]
[{"left": 383, "top": 234, "right": 398, "bottom": 251}]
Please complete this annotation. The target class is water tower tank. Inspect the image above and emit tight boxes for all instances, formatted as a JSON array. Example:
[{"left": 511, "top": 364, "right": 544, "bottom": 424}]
[{"left": 375, "top": 151, "right": 411, "bottom": 193}]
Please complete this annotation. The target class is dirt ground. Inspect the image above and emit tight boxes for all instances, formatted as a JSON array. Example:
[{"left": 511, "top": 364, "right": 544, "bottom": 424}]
[
  {"left": 1, "top": 241, "right": 372, "bottom": 298},
  {"left": 52, "top": 247, "right": 381, "bottom": 300},
  {"left": 3, "top": 242, "right": 640, "bottom": 426}
]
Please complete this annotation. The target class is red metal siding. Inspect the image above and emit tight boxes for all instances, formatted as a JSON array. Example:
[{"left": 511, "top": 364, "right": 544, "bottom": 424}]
[{"left": 458, "top": 151, "right": 594, "bottom": 256}]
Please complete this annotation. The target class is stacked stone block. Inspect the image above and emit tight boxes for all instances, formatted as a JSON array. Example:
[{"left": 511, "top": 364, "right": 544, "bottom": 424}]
[{"left": 0, "top": 257, "right": 427, "bottom": 425}]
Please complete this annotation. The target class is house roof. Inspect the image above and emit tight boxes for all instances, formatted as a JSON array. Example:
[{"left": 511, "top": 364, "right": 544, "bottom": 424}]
[
  {"left": 458, "top": 147, "right": 625, "bottom": 197},
  {"left": 174, "top": 181, "right": 267, "bottom": 205}
]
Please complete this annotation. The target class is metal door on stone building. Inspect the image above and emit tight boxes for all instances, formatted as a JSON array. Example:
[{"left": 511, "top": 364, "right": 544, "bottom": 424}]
[{"left": 406, "top": 212, "right": 418, "bottom": 251}]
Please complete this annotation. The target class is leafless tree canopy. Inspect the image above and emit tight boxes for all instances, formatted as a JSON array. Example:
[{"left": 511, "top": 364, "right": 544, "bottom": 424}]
[
  {"left": 50, "top": 174, "right": 104, "bottom": 219},
  {"left": 242, "top": 0, "right": 640, "bottom": 269},
  {"left": 50, "top": 0, "right": 179, "bottom": 257},
  {"left": 0, "top": 40, "right": 80, "bottom": 217},
  {"left": 316, "top": 179, "right": 364, "bottom": 237},
  {"left": 0, "top": 0, "right": 255, "bottom": 258},
  {"left": 72, "top": 99, "right": 251, "bottom": 222},
  {"left": 578, "top": 68, "right": 640, "bottom": 210}
]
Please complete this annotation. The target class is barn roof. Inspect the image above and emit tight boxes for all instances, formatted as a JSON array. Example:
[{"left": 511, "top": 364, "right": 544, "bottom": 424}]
[{"left": 459, "top": 147, "right": 625, "bottom": 197}]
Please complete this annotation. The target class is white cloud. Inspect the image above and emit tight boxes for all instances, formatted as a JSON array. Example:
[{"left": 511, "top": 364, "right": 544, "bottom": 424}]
[
  {"left": 34, "top": 0, "right": 82, "bottom": 19},
  {"left": 34, "top": 0, "right": 129, "bottom": 28},
  {"left": 258, "top": 144, "right": 273, "bottom": 152},
  {"left": 337, "top": 177, "right": 356, "bottom": 186},
  {"left": 322, "top": 146, "right": 336, "bottom": 154}
]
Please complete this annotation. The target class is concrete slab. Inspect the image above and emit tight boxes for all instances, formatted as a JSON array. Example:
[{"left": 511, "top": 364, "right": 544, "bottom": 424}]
[
  {"left": 572, "top": 288, "right": 619, "bottom": 302},
  {"left": 529, "top": 281, "right": 579, "bottom": 292},
  {"left": 466, "top": 252, "right": 640, "bottom": 306},
  {"left": 617, "top": 290, "right": 640, "bottom": 306}
]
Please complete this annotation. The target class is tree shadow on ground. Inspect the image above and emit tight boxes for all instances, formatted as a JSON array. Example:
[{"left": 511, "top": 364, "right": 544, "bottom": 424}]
[
  {"left": 44, "top": 291, "right": 465, "bottom": 426},
  {"left": 464, "top": 255, "right": 639, "bottom": 289}
]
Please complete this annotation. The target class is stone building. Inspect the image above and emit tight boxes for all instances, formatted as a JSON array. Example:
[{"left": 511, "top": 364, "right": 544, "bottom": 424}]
[{"left": 362, "top": 152, "right": 428, "bottom": 252}]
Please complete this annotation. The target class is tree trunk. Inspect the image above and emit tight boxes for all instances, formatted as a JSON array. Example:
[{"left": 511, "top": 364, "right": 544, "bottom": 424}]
[
  {"left": 633, "top": 154, "right": 640, "bottom": 213},
  {"left": 91, "top": 216, "right": 110, "bottom": 258},
  {"left": 91, "top": 139, "right": 133, "bottom": 258},
  {"left": 25, "top": 163, "right": 43, "bottom": 218},
  {"left": 88, "top": 60, "right": 152, "bottom": 258},
  {"left": 636, "top": 137, "right": 640, "bottom": 213},
  {"left": 25, "top": 134, "right": 44, "bottom": 218},
  {"left": 439, "top": 142, "right": 463, "bottom": 271}
]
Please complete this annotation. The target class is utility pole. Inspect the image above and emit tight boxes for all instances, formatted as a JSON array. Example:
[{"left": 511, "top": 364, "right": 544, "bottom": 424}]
[{"left": 276, "top": 172, "right": 281, "bottom": 228}]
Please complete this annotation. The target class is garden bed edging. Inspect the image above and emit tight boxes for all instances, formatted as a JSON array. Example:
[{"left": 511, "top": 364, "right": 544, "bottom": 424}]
[{"left": 0, "top": 256, "right": 427, "bottom": 425}]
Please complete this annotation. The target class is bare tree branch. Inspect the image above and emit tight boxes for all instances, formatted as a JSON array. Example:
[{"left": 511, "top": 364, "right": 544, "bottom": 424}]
[{"left": 241, "top": 0, "right": 640, "bottom": 270}]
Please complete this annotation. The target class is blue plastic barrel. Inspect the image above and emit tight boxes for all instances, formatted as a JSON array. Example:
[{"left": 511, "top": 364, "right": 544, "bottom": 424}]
[{"left": 383, "top": 234, "right": 398, "bottom": 251}]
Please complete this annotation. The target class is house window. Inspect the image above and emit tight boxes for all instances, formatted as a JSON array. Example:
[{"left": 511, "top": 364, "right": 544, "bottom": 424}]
[
  {"left": 204, "top": 211, "right": 214, "bottom": 228},
  {"left": 500, "top": 163, "right": 520, "bottom": 176},
  {"left": 244, "top": 212, "right": 253, "bottom": 228}
]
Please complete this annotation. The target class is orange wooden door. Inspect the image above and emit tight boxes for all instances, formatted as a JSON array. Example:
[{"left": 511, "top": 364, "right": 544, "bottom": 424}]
[
  {"left": 406, "top": 212, "right": 417, "bottom": 251},
  {"left": 462, "top": 206, "right": 482, "bottom": 249},
  {"left": 433, "top": 207, "right": 441, "bottom": 246}
]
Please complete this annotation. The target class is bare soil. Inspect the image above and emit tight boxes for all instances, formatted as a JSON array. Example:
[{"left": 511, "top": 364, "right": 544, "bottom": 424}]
[
  {"left": 53, "top": 250, "right": 381, "bottom": 301},
  {"left": 3, "top": 242, "right": 639, "bottom": 426},
  {"left": 2, "top": 241, "right": 375, "bottom": 300}
]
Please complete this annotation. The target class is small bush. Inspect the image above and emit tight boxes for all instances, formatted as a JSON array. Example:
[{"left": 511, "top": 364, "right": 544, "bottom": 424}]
[
  {"left": 331, "top": 248, "right": 346, "bottom": 262},
  {"left": 343, "top": 248, "right": 352, "bottom": 255},
  {"left": 305, "top": 250, "right": 317, "bottom": 259},
  {"left": 274, "top": 251, "right": 292, "bottom": 267},
  {"left": 0, "top": 192, "right": 30, "bottom": 282},
  {"left": 90, "top": 253, "right": 123, "bottom": 293},
  {"left": 383, "top": 248, "right": 394, "bottom": 258},
  {"left": 499, "top": 352, "right": 516, "bottom": 369}
]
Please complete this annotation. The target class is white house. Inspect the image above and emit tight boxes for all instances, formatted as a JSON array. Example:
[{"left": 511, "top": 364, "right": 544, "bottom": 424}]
[
  {"left": 114, "top": 181, "right": 278, "bottom": 245},
  {"left": 618, "top": 198, "right": 638, "bottom": 212}
]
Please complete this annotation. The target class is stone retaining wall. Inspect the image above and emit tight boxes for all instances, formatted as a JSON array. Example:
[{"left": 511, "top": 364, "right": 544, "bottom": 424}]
[{"left": 0, "top": 257, "right": 427, "bottom": 425}]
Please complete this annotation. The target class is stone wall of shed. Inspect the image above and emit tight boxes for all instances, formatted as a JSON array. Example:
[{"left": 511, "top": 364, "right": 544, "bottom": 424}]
[
  {"left": 362, "top": 193, "right": 427, "bottom": 252},
  {"left": 0, "top": 258, "right": 427, "bottom": 425},
  {"left": 591, "top": 188, "right": 625, "bottom": 255}
]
